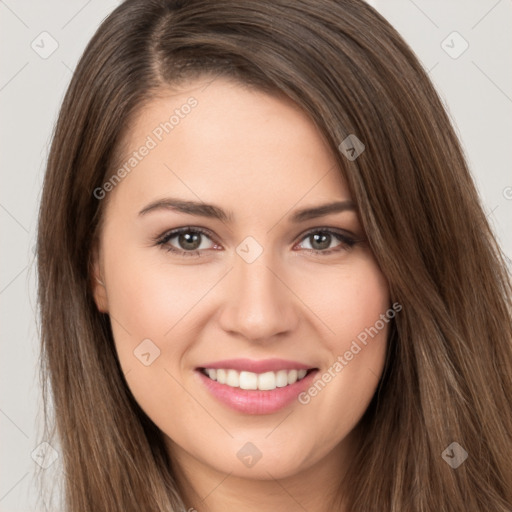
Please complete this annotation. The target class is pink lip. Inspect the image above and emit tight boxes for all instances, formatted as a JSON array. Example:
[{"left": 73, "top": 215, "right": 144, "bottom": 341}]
[
  {"left": 197, "top": 358, "right": 314, "bottom": 373},
  {"left": 196, "top": 368, "right": 319, "bottom": 415}
]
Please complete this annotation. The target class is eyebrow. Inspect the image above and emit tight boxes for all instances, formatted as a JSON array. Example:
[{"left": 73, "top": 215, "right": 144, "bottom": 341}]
[{"left": 138, "top": 198, "right": 356, "bottom": 223}]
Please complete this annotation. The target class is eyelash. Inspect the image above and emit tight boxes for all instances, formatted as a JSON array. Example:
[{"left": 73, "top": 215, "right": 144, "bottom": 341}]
[{"left": 154, "top": 226, "right": 359, "bottom": 258}]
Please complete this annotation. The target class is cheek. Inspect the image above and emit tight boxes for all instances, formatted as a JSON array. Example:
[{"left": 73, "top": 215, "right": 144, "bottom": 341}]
[
  {"left": 102, "top": 239, "right": 235, "bottom": 429},
  {"left": 102, "top": 244, "right": 208, "bottom": 429},
  {"left": 294, "top": 254, "right": 390, "bottom": 429},
  {"left": 103, "top": 244, "right": 215, "bottom": 362},
  {"left": 294, "top": 252, "right": 390, "bottom": 346}
]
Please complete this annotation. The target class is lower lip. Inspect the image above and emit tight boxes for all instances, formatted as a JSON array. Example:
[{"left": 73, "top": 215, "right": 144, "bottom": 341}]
[{"left": 196, "top": 369, "right": 318, "bottom": 415}]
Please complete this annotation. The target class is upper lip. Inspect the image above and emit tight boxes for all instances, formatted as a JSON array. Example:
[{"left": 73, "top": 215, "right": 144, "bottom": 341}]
[{"left": 197, "top": 358, "right": 316, "bottom": 373}]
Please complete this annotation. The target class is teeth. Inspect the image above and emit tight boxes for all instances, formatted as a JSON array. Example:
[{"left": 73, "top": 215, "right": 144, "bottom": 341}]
[
  {"left": 203, "top": 368, "right": 310, "bottom": 391},
  {"left": 240, "top": 371, "right": 258, "bottom": 390},
  {"left": 276, "top": 370, "right": 289, "bottom": 387},
  {"left": 226, "top": 369, "right": 240, "bottom": 387},
  {"left": 287, "top": 369, "right": 298, "bottom": 384},
  {"left": 258, "top": 371, "right": 275, "bottom": 391},
  {"left": 216, "top": 369, "right": 226, "bottom": 384}
]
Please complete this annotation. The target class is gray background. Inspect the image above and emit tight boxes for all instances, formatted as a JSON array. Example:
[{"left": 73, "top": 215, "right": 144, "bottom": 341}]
[{"left": 1, "top": 1, "right": 511, "bottom": 510}]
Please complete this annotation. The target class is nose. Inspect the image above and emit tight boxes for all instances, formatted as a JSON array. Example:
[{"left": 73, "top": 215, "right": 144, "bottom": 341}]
[{"left": 217, "top": 252, "right": 299, "bottom": 343}]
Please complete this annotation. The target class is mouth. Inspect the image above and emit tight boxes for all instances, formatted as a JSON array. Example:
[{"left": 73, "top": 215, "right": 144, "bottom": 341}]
[
  {"left": 198, "top": 367, "right": 316, "bottom": 391},
  {"left": 195, "top": 358, "right": 319, "bottom": 414}
]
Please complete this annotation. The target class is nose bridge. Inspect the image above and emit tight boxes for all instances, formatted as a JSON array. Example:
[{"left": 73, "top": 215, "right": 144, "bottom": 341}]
[{"left": 219, "top": 244, "right": 298, "bottom": 341}]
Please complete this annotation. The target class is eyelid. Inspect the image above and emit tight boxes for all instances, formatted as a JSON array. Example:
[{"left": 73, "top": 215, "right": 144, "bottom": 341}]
[
  {"left": 154, "top": 225, "right": 361, "bottom": 257},
  {"left": 154, "top": 226, "right": 219, "bottom": 254},
  {"left": 292, "top": 226, "right": 359, "bottom": 254},
  {"left": 294, "top": 226, "right": 358, "bottom": 244}
]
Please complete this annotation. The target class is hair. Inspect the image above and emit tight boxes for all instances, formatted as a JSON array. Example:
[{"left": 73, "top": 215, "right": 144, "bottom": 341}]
[{"left": 36, "top": 0, "right": 512, "bottom": 510}]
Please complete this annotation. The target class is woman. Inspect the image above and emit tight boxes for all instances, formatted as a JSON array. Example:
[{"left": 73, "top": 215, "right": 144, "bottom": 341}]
[{"left": 36, "top": 0, "right": 512, "bottom": 510}]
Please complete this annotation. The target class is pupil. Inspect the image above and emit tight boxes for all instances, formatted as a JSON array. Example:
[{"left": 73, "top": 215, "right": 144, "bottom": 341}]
[
  {"left": 311, "top": 233, "right": 331, "bottom": 250},
  {"left": 179, "top": 232, "right": 201, "bottom": 250}
]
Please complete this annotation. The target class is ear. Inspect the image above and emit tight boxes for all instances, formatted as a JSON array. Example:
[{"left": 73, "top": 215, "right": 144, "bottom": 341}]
[{"left": 90, "top": 242, "right": 109, "bottom": 313}]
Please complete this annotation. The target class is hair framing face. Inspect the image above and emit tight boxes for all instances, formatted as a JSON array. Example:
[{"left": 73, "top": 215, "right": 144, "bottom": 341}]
[{"left": 36, "top": 1, "right": 512, "bottom": 511}]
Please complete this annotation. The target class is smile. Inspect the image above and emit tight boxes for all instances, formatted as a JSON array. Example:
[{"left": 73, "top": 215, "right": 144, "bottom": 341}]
[
  {"left": 200, "top": 368, "right": 311, "bottom": 391},
  {"left": 195, "top": 358, "right": 319, "bottom": 414}
]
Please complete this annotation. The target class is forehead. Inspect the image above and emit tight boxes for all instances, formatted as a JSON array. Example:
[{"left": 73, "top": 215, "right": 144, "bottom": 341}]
[{"left": 108, "top": 77, "right": 350, "bottom": 216}]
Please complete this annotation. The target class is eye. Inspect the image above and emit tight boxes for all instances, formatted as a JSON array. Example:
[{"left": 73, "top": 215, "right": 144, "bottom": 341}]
[
  {"left": 154, "top": 226, "right": 360, "bottom": 258},
  {"left": 155, "top": 227, "right": 219, "bottom": 257},
  {"left": 295, "top": 228, "right": 357, "bottom": 255}
]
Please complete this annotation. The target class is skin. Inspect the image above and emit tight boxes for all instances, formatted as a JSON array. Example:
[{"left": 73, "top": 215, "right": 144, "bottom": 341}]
[{"left": 92, "top": 77, "right": 390, "bottom": 512}]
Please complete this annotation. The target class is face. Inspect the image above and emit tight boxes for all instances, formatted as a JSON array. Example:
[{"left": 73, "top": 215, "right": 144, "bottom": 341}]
[{"left": 92, "top": 77, "right": 390, "bottom": 485}]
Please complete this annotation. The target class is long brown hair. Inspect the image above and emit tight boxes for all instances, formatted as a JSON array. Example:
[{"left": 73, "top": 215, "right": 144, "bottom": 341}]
[{"left": 36, "top": 0, "right": 512, "bottom": 510}]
